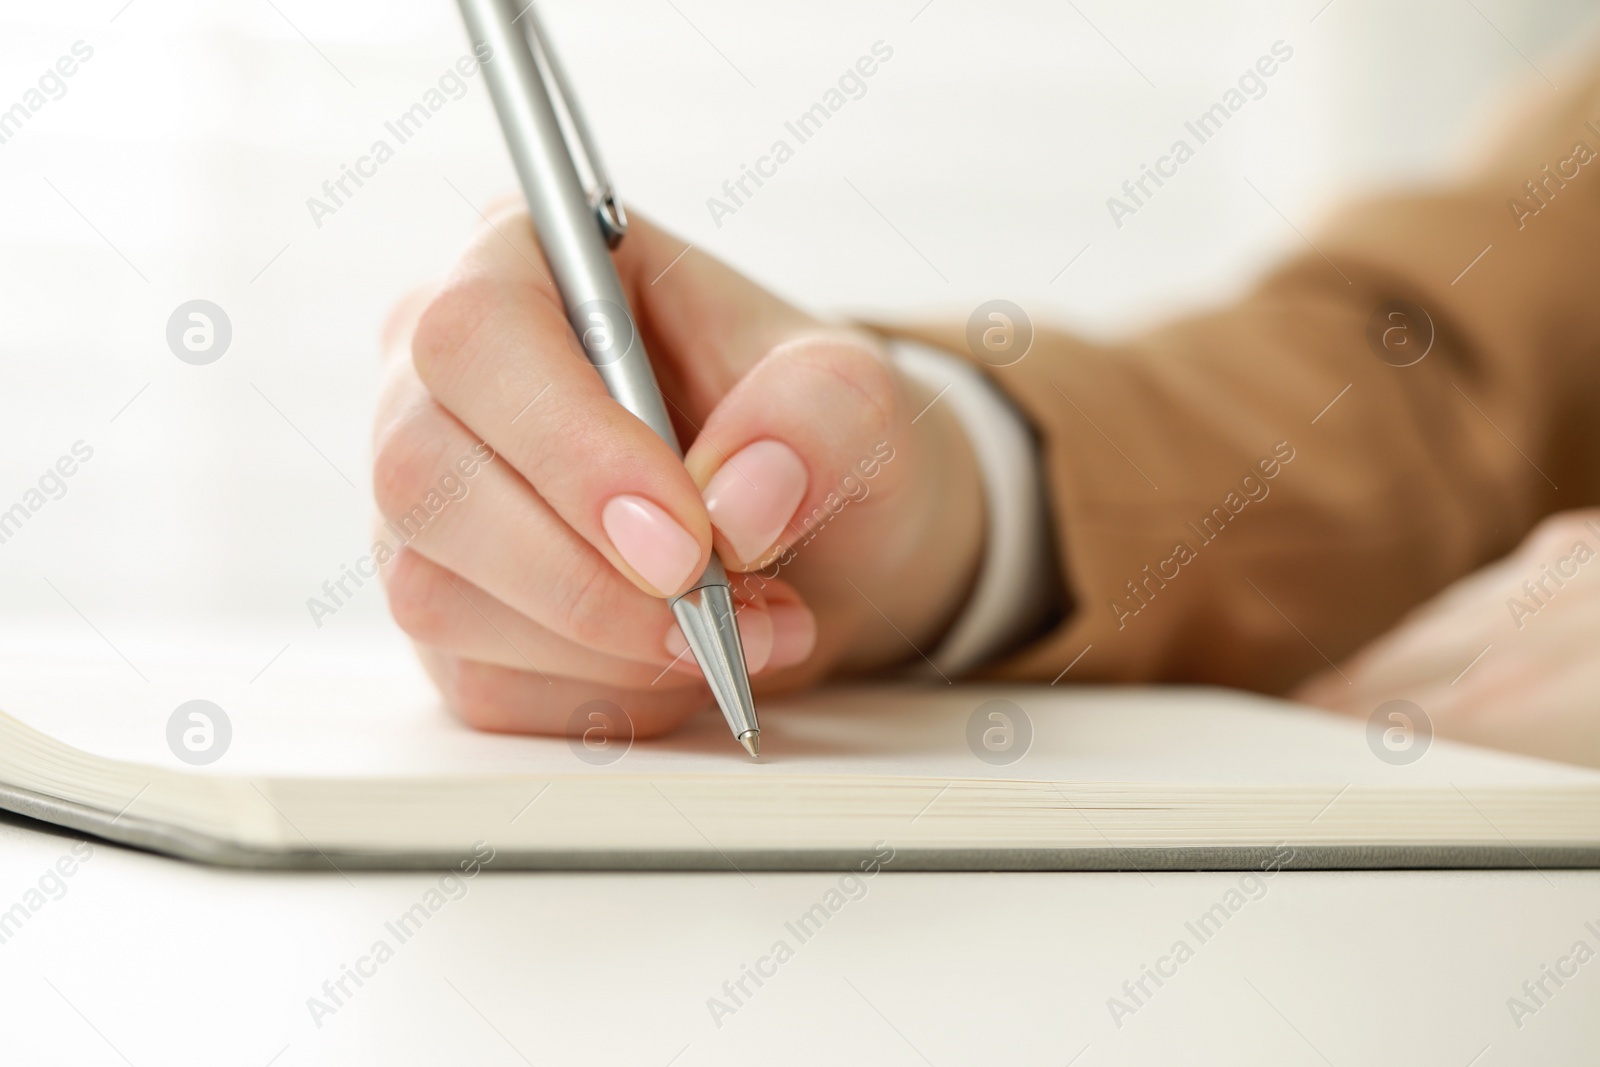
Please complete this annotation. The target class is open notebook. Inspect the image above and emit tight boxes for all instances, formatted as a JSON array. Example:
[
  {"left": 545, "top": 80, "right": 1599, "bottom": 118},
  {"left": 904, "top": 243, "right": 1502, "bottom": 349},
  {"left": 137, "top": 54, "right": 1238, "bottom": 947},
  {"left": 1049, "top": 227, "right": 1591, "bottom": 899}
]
[{"left": 1, "top": 629, "right": 1597, "bottom": 871}]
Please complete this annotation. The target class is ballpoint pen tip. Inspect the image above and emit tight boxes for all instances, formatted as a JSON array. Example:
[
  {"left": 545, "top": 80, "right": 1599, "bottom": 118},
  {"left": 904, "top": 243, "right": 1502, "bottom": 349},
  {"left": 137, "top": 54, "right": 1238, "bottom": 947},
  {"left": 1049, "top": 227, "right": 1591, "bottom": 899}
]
[{"left": 739, "top": 730, "right": 760, "bottom": 759}]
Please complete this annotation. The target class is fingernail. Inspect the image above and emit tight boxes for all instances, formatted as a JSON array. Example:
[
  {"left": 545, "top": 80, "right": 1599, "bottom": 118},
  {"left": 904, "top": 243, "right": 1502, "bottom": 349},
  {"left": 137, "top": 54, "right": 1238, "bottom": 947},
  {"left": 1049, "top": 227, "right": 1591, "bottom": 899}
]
[
  {"left": 703, "top": 440, "right": 808, "bottom": 564},
  {"left": 601, "top": 494, "right": 701, "bottom": 596},
  {"left": 767, "top": 602, "right": 817, "bottom": 668},
  {"left": 665, "top": 606, "right": 774, "bottom": 674}
]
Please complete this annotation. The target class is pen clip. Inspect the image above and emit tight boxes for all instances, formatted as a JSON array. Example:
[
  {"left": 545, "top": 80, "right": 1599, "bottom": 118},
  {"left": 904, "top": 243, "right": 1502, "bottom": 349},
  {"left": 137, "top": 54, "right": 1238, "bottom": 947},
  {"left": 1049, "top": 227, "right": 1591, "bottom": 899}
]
[{"left": 520, "top": 2, "right": 628, "bottom": 248}]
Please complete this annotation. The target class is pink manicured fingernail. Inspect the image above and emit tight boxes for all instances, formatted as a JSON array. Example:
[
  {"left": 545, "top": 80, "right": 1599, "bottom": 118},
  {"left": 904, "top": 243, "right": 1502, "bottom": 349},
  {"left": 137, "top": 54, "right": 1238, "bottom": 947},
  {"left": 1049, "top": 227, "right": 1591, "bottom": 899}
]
[
  {"left": 766, "top": 602, "right": 817, "bottom": 668},
  {"left": 601, "top": 494, "right": 701, "bottom": 596},
  {"left": 665, "top": 606, "right": 774, "bottom": 674},
  {"left": 703, "top": 440, "right": 808, "bottom": 564}
]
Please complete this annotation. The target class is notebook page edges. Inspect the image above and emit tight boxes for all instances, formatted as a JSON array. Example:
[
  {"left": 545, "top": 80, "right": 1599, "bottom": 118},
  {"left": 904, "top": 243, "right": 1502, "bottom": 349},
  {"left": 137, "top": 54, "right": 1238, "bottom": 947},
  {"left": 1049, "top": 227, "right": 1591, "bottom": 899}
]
[{"left": 0, "top": 710, "right": 295, "bottom": 851}]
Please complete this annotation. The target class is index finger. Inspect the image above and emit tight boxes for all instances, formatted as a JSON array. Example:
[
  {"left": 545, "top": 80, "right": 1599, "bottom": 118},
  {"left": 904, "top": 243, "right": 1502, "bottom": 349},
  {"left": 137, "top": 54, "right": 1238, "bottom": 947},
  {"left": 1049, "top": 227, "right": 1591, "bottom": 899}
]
[{"left": 411, "top": 204, "right": 714, "bottom": 600}]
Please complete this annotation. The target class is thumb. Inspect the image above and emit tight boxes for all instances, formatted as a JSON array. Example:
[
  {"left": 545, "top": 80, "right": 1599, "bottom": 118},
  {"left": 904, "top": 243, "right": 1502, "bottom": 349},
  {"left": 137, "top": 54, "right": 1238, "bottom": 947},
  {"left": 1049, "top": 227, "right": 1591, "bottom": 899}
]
[{"left": 683, "top": 333, "right": 900, "bottom": 569}]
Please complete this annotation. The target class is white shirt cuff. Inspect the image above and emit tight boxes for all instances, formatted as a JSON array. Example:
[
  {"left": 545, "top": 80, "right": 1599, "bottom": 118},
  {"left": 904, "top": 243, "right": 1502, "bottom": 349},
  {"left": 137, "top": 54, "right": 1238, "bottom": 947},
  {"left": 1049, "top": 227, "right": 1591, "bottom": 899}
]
[{"left": 890, "top": 339, "right": 1052, "bottom": 677}]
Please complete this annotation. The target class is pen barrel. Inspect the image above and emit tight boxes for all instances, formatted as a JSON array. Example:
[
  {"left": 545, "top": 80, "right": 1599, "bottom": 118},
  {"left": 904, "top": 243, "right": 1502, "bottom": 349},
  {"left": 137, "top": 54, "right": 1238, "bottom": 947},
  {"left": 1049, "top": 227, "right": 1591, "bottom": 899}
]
[
  {"left": 456, "top": 0, "right": 683, "bottom": 458},
  {"left": 457, "top": 0, "right": 758, "bottom": 749}
]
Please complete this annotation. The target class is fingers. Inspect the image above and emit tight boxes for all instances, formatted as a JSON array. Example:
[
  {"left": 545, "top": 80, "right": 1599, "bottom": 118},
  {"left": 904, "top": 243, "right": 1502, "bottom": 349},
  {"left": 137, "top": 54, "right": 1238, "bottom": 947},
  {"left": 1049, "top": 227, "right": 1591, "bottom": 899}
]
[
  {"left": 384, "top": 202, "right": 835, "bottom": 739},
  {"left": 383, "top": 546, "right": 703, "bottom": 687},
  {"left": 1293, "top": 509, "right": 1600, "bottom": 718},
  {"left": 382, "top": 543, "right": 802, "bottom": 683},
  {"left": 381, "top": 284, "right": 436, "bottom": 362},
  {"left": 414, "top": 646, "right": 711, "bottom": 739},
  {"left": 683, "top": 333, "right": 899, "bottom": 568},
  {"left": 406, "top": 575, "right": 817, "bottom": 741},
  {"left": 411, "top": 206, "right": 713, "bottom": 599},
  {"left": 374, "top": 361, "right": 682, "bottom": 662}
]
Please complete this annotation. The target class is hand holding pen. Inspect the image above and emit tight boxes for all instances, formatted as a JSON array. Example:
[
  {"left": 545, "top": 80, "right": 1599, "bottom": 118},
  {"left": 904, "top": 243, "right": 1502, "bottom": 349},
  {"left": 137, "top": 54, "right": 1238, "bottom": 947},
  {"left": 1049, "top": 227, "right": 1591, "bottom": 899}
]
[{"left": 370, "top": 0, "right": 985, "bottom": 746}]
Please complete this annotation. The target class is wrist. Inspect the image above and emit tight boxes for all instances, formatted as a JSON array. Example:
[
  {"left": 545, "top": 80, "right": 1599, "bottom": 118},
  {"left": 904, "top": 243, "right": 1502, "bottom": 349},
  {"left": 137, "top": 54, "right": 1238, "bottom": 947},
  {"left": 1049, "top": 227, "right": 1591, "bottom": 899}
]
[{"left": 883, "top": 336, "right": 1060, "bottom": 677}]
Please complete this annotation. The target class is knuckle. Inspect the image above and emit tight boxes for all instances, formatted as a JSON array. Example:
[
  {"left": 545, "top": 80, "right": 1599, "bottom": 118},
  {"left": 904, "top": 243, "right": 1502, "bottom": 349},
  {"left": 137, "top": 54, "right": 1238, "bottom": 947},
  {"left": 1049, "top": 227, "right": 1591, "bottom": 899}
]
[
  {"left": 779, "top": 337, "right": 898, "bottom": 437},
  {"left": 451, "top": 665, "right": 513, "bottom": 731},
  {"left": 380, "top": 284, "right": 436, "bottom": 353},
  {"left": 410, "top": 275, "right": 502, "bottom": 391},
  {"left": 450, "top": 661, "right": 543, "bottom": 733},
  {"left": 371, "top": 405, "right": 448, "bottom": 524},
  {"left": 382, "top": 549, "right": 454, "bottom": 645}
]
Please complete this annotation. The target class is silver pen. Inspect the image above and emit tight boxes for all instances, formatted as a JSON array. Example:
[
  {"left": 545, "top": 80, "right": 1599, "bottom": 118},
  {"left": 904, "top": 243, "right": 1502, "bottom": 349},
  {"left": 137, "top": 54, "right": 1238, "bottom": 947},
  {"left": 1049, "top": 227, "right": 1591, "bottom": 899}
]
[{"left": 456, "top": 0, "right": 760, "bottom": 757}]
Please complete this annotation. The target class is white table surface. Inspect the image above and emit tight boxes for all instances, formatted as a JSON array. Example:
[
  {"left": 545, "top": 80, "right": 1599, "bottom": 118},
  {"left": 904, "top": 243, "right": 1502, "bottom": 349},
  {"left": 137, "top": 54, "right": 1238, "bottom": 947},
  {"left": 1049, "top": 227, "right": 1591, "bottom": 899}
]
[
  {"left": 0, "top": 815, "right": 1594, "bottom": 1065},
  {"left": 0, "top": 632, "right": 1592, "bottom": 1064}
]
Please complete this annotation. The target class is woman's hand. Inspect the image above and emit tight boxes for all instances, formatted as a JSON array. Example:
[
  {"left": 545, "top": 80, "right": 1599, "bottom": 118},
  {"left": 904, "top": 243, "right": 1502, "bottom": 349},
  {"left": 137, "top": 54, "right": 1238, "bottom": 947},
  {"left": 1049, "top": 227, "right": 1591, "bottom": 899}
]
[
  {"left": 1295, "top": 510, "right": 1600, "bottom": 766},
  {"left": 372, "top": 204, "right": 983, "bottom": 738}
]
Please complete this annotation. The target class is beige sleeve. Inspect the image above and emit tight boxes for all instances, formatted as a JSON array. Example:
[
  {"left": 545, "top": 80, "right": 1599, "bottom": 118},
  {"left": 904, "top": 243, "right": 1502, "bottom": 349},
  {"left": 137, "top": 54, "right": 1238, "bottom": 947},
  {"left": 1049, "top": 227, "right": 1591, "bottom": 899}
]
[{"left": 879, "top": 62, "right": 1600, "bottom": 693}]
